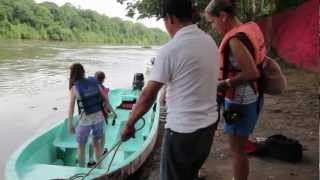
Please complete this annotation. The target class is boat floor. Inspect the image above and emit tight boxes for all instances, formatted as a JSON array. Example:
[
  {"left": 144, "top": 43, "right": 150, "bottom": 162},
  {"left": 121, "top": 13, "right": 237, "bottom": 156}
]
[{"left": 24, "top": 114, "right": 148, "bottom": 179}]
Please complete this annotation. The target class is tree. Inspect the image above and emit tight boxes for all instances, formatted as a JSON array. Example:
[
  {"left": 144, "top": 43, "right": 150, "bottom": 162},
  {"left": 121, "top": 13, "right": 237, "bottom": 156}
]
[
  {"left": 0, "top": 0, "right": 169, "bottom": 44},
  {"left": 33, "top": 6, "right": 53, "bottom": 28},
  {"left": 116, "top": 0, "right": 306, "bottom": 28},
  {"left": 13, "top": 1, "right": 36, "bottom": 26}
]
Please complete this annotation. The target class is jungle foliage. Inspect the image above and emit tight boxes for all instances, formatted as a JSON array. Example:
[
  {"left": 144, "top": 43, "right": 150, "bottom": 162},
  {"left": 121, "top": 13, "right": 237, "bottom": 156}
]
[{"left": 0, "top": 0, "right": 169, "bottom": 44}]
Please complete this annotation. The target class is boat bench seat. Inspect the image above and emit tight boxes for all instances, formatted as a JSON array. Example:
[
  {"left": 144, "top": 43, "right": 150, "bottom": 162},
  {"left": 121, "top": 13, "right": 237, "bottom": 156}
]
[
  {"left": 23, "top": 164, "right": 104, "bottom": 179},
  {"left": 52, "top": 101, "right": 153, "bottom": 151},
  {"left": 53, "top": 118, "right": 122, "bottom": 150},
  {"left": 53, "top": 119, "right": 78, "bottom": 149}
]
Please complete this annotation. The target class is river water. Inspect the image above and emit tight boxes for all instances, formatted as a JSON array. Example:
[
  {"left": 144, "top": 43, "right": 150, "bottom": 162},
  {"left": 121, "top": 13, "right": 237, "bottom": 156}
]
[{"left": 0, "top": 40, "right": 159, "bottom": 177}]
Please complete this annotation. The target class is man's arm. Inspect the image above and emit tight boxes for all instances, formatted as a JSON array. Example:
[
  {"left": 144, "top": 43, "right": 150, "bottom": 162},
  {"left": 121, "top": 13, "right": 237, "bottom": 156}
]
[
  {"left": 159, "top": 85, "right": 167, "bottom": 106},
  {"left": 121, "top": 81, "right": 163, "bottom": 141}
]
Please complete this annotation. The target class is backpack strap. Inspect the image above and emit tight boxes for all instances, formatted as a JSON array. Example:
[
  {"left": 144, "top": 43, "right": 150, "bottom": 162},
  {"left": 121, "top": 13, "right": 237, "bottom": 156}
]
[
  {"left": 256, "top": 63, "right": 264, "bottom": 113},
  {"left": 233, "top": 32, "right": 263, "bottom": 113}
]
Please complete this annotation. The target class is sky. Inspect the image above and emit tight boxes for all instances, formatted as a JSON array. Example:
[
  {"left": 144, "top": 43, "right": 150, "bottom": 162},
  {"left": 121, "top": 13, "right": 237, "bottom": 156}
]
[{"left": 35, "top": 0, "right": 166, "bottom": 31}]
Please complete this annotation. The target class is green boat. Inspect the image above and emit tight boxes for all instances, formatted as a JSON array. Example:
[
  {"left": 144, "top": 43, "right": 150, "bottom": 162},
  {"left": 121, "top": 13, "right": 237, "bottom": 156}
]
[{"left": 6, "top": 88, "right": 160, "bottom": 180}]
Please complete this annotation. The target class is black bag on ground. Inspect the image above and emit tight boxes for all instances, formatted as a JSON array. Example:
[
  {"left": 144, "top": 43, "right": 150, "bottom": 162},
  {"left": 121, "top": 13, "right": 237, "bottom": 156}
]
[{"left": 264, "top": 134, "right": 303, "bottom": 162}]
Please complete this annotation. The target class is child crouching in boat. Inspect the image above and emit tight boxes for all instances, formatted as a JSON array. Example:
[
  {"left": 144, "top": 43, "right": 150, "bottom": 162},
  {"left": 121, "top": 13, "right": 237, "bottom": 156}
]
[{"left": 67, "top": 63, "right": 116, "bottom": 167}]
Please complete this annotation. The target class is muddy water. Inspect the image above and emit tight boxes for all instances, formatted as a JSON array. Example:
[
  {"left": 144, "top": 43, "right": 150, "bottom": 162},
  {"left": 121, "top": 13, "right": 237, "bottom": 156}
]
[{"left": 0, "top": 40, "right": 159, "bottom": 177}]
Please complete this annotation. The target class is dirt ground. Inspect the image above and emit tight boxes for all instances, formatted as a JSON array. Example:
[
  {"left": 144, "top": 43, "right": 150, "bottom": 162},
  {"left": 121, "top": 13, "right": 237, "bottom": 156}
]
[{"left": 129, "top": 64, "right": 320, "bottom": 180}]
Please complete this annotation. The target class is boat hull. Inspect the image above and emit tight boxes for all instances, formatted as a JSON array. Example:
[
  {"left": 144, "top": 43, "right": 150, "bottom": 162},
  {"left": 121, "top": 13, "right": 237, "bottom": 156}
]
[{"left": 5, "top": 88, "right": 160, "bottom": 180}]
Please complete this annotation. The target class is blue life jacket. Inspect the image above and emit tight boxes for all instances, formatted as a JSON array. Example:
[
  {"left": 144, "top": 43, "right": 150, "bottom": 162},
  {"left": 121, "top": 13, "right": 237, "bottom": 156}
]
[{"left": 75, "top": 77, "right": 103, "bottom": 115}]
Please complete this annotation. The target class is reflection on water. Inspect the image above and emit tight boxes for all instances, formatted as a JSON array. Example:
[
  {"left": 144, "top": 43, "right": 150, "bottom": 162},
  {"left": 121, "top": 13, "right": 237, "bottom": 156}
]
[{"left": 0, "top": 40, "right": 159, "bottom": 177}]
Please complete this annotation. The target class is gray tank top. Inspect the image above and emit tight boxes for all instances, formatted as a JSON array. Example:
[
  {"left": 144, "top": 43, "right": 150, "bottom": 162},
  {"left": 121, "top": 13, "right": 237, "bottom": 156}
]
[
  {"left": 226, "top": 55, "right": 258, "bottom": 104},
  {"left": 225, "top": 33, "right": 258, "bottom": 104}
]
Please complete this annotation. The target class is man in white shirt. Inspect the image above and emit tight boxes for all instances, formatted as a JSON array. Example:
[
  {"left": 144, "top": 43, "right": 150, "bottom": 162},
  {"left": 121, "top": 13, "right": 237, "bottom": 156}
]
[{"left": 121, "top": 0, "right": 219, "bottom": 179}]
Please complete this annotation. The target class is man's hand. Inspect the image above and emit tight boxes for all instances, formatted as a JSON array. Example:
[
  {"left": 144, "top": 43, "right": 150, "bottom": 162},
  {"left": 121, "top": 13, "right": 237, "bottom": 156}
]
[
  {"left": 121, "top": 81, "right": 163, "bottom": 142},
  {"left": 121, "top": 123, "right": 135, "bottom": 142},
  {"left": 159, "top": 86, "right": 167, "bottom": 106}
]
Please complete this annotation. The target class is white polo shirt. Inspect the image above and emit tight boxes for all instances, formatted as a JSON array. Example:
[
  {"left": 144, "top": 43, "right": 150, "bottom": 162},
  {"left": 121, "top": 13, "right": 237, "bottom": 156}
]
[{"left": 150, "top": 24, "right": 219, "bottom": 133}]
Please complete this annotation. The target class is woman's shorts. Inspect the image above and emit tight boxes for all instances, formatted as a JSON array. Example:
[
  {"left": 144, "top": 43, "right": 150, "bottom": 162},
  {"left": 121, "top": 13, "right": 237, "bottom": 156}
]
[
  {"left": 224, "top": 100, "right": 260, "bottom": 136},
  {"left": 76, "top": 121, "right": 104, "bottom": 144}
]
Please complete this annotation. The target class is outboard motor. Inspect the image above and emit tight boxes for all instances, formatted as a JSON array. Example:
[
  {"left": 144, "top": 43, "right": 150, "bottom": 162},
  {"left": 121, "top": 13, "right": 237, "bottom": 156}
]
[
  {"left": 150, "top": 57, "right": 155, "bottom": 65},
  {"left": 132, "top": 73, "right": 144, "bottom": 90}
]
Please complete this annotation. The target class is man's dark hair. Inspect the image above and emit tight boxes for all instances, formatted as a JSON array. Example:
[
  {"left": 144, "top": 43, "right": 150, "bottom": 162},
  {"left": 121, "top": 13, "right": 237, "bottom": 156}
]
[{"left": 161, "top": 0, "right": 193, "bottom": 22}]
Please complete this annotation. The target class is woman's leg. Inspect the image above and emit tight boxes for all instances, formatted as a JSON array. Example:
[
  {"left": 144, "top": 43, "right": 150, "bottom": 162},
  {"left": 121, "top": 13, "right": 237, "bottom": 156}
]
[
  {"left": 92, "top": 138, "right": 103, "bottom": 166},
  {"left": 224, "top": 101, "right": 260, "bottom": 180},
  {"left": 228, "top": 134, "right": 249, "bottom": 180},
  {"left": 76, "top": 125, "right": 90, "bottom": 167},
  {"left": 92, "top": 121, "right": 104, "bottom": 167},
  {"left": 89, "top": 126, "right": 105, "bottom": 165},
  {"left": 88, "top": 143, "right": 95, "bottom": 164},
  {"left": 101, "top": 132, "right": 106, "bottom": 152},
  {"left": 101, "top": 121, "right": 106, "bottom": 152},
  {"left": 78, "top": 144, "right": 86, "bottom": 167}
]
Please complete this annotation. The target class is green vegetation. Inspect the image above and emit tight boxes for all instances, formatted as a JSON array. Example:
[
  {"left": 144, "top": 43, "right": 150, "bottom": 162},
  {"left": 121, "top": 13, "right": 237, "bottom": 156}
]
[
  {"left": 117, "top": 0, "right": 305, "bottom": 43},
  {"left": 117, "top": 0, "right": 305, "bottom": 22},
  {"left": 0, "top": 0, "right": 169, "bottom": 44}
]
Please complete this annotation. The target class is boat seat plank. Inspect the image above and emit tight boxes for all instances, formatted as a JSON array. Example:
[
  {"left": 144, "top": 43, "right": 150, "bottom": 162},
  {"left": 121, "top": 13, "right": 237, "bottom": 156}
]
[
  {"left": 53, "top": 119, "right": 78, "bottom": 149},
  {"left": 53, "top": 109, "right": 153, "bottom": 150}
]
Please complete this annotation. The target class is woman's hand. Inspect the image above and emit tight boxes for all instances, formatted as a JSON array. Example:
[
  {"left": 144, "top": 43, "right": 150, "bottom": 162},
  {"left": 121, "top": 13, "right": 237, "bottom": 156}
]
[
  {"left": 68, "top": 125, "right": 75, "bottom": 134},
  {"left": 112, "top": 111, "right": 118, "bottom": 119},
  {"left": 217, "top": 79, "right": 231, "bottom": 92}
]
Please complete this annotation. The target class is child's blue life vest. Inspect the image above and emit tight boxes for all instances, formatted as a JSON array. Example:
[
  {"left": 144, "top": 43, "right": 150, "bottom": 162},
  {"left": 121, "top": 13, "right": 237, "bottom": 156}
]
[{"left": 75, "top": 77, "right": 103, "bottom": 115}]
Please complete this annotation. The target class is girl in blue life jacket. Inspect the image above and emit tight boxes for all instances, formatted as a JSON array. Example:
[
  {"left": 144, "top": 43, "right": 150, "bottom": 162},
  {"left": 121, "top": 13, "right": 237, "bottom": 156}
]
[{"left": 68, "top": 63, "right": 115, "bottom": 167}]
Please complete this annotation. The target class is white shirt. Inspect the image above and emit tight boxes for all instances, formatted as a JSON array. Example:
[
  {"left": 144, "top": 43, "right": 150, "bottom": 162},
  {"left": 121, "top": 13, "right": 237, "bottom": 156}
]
[{"left": 150, "top": 24, "right": 219, "bottom": 133}]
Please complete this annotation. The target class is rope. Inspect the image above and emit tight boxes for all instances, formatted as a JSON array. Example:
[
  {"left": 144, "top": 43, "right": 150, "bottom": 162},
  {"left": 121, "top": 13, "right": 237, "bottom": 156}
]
[{"left": 66, "top": 117, "right": 146, "bottom": 180}]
